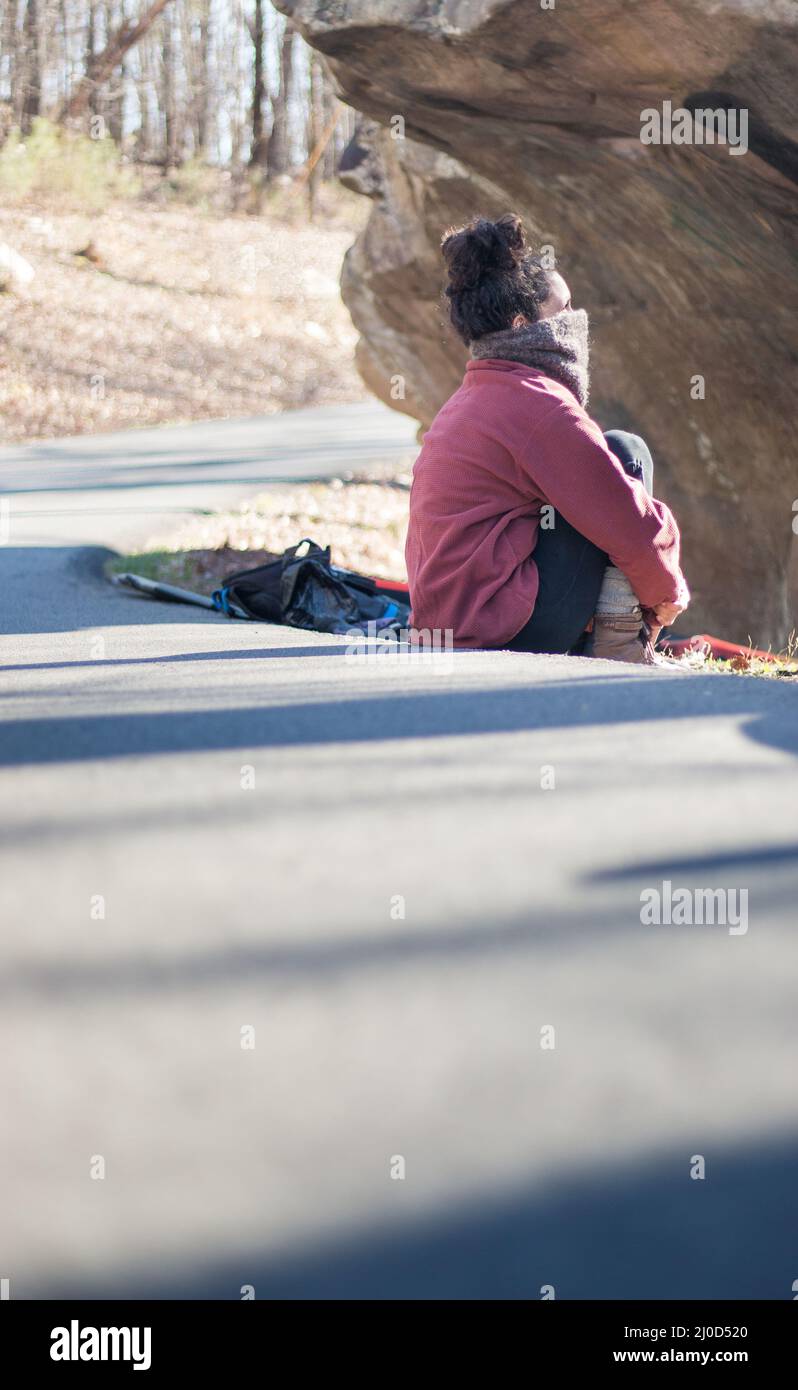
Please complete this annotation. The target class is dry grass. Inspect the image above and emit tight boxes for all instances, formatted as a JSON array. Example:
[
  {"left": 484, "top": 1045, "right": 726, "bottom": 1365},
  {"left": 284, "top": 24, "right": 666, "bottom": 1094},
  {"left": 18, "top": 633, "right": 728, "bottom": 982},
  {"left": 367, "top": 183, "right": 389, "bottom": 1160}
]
[
  {"left": 0, "top": 183, "right": 368, "bottom": 442},
  {"left": 679, "top": 638, "right": 798, "bottom": 680}
]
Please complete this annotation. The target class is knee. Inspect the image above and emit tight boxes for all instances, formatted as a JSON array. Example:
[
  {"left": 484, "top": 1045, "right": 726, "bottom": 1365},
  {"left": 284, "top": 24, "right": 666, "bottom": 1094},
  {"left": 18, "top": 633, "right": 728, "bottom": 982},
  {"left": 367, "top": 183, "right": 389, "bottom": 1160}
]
[
  {"left": 604, "top": 429, "right": 650, "bottom": 461},
  {"left": 604, "top": 429, "right": 654, "bottom": 489},
  {"left": 627, "top": 432, "right": 652, "bottom": 467}
]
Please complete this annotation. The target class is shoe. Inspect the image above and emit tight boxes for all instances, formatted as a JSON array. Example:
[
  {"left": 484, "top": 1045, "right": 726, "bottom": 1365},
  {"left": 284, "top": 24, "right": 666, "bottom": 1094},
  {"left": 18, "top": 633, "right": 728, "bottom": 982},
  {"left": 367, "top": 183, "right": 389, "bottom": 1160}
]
[{"left": 582, "top": 614, "right": 662, "bottom": 665}]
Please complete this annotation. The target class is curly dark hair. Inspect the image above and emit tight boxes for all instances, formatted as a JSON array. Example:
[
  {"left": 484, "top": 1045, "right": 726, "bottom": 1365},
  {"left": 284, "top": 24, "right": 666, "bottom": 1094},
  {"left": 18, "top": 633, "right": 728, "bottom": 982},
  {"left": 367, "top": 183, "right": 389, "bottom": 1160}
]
[{"left": 441, "top": 213, "right": 554, "bottom": 344}]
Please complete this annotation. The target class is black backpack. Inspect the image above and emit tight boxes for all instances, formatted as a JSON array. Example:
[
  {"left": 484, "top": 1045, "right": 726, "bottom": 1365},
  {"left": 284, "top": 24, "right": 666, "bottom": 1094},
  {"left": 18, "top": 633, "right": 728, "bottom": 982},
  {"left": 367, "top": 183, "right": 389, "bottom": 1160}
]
[{"left": 213, "top": 539, "right": 411, "bottom": 636}]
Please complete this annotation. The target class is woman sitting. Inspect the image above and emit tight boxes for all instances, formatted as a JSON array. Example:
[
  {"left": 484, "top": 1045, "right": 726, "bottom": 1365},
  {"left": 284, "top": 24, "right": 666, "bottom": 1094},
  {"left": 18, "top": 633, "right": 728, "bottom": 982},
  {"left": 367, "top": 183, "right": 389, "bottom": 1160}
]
[{"left": 405, "top": 214, "right": 690, "bottom": 662}]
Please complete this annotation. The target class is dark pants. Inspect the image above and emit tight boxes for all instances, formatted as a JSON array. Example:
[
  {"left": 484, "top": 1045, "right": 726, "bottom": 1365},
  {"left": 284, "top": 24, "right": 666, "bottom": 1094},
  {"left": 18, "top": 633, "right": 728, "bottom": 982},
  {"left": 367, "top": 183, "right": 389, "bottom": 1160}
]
[{"left": 506, "top": 430, "right": 654, "bottom": 654}]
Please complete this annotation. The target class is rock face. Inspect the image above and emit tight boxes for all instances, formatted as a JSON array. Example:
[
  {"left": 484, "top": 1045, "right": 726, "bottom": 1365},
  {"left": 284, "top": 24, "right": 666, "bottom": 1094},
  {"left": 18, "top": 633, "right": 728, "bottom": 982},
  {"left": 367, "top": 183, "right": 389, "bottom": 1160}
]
[{"left": 276, "top": 0, "right": 798, "bottom": 644}]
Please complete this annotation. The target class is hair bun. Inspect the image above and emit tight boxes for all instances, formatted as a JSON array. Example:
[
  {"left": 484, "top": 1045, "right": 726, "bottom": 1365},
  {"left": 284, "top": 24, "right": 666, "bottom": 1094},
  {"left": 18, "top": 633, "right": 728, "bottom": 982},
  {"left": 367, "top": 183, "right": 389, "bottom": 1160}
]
[{"left": 441, "top": 214, "right": 527, "bottom": 294}]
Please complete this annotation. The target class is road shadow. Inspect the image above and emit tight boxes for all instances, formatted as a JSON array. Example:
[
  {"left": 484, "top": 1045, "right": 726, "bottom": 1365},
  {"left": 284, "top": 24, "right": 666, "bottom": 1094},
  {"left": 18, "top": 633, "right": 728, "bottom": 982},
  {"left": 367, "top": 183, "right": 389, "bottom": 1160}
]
[
  {"left": 587, "top": 843, "right": 798, "bottom": 884},
  {"left": 31, "top": 1129, "right": 798, "bottom": 1299},
  {"left": 2, "top": 862, "right": 794, "bottom": 1004},
  {"left": 0, "top": 645, "right": 350, "bottom": 672},
  {"left": 1, "top": 670, "right": 796, "bottom": 766}
]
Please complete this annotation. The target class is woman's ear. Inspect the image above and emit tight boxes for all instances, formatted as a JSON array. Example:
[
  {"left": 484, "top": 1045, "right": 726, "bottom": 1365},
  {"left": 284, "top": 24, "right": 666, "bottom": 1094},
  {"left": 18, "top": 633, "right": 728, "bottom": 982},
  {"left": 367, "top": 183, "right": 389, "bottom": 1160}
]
[{"left": 512, "top": 314, "right": 529, "bottom": 330}]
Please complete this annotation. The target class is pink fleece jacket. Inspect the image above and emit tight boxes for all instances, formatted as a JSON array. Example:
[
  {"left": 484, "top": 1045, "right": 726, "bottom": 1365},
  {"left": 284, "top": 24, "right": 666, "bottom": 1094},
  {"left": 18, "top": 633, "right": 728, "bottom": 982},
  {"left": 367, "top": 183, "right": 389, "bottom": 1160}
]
[{"left": 405, "top": 360, "right": 687, "bottom": 648}]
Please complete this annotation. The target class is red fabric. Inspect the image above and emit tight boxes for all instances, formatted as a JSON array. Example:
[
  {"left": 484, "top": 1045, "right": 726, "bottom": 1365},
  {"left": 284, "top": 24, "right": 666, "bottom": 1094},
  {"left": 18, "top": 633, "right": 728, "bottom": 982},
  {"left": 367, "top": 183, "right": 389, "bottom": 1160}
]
[
  {"left": 405, "top": 359, "right": 688, "bottom": 649},
  {"left": 372, "top": 577, "right": 409, "bottom": 595}
]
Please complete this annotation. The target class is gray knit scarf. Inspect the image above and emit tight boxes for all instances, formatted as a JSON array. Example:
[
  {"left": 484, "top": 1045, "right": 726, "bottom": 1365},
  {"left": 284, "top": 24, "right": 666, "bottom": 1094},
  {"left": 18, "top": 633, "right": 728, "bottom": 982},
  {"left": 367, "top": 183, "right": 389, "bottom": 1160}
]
[{"left": 470, "top": 308, "right": 590, "bottom": 406}]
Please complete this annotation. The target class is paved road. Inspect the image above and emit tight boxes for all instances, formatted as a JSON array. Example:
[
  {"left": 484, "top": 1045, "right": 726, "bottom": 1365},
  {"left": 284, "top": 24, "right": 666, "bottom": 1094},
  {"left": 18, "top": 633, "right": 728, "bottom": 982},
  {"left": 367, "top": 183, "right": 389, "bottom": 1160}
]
[{"left": 1, "top": 402, "right": 796, "bottom": 1300}]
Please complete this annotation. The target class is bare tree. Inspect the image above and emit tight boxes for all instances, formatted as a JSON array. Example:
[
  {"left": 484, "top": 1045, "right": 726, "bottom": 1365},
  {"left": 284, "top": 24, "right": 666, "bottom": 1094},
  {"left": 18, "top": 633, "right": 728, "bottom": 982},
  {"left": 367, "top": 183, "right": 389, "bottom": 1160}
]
[
  {"left": 21, "top": 0, "right": 42, "bottom": 132},
  {"left": 60, "top": 0, "right": 175, "bottom": 123},
  {"left": 305, "top": 54, "right": 323, "bottom": 215},
  {"left": 0, "top": 0, "right": 353, "bottom": 199},
  {"left": 248, "top": 0, "right": 267, "bottom": 169},
  {"left": 101, "top": 3, "right": 127, "bottom": 141},
  {"left": 133, "top": 26, "right": 159, "bottom": 159},
  {"left": 160, "top": 2, "right": 178, "bottom": 162},
  {"left": 84, "top": 3, "right": 98, "bottom": 116},
  {"left": 187, "top": 0, "right": 211, "bottom": 158},
  {"left": 267, "top": 20, "right": 294, "bottom": 179}
]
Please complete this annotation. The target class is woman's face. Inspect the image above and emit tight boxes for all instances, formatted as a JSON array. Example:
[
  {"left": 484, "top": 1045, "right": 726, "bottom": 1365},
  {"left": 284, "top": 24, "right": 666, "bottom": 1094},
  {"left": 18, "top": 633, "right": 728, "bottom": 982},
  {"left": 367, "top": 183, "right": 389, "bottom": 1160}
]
[
  {"left": 513, "top": 271, "right": 573, "bottom": 328},
  {"left": 538, "top": 271, "right": 572, "bottom": 318}
]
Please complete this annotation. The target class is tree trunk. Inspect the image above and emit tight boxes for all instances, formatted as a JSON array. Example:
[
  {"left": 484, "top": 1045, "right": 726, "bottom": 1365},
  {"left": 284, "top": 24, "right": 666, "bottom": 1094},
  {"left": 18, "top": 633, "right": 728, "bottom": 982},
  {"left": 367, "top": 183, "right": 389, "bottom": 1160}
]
[
  {"left": 306, "top": 55, "right": 325, "bottom": 217},
  {"left": 267, "top": 23, "right": 295, "bottom": 179},
  {"left": 84, "top": 4, "right": 94, "bottom": 112},
  {"left": 249, "top": 0, "right": 267, "bottom": 169},
  {"left": 1, "top": 0, "right": 19, "bottom": 135},
  {"left": 134, "top": 29, "right": 157, "bottom": 159},
  {"left": 321, "top": 66, "right": 338, "bottom": 180},
  {"left": 161, "top": 5, "right": 178, "bottom": 164},
  {"left": 102, "top": 3, "right": 126, "bottom": 141},
  {"left": 193, "top": 0, "right": 211, "bottom": 158},
  {"left": 21, "top": 0, "right": 41, "bottom": 133}
]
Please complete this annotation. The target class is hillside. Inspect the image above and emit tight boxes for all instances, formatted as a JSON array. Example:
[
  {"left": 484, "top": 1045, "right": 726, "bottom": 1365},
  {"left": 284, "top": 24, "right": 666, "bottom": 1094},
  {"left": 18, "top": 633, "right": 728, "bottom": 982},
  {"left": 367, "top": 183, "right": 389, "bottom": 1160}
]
[{"left": 0, "top": 189, "right": 368, "bottom": 443}]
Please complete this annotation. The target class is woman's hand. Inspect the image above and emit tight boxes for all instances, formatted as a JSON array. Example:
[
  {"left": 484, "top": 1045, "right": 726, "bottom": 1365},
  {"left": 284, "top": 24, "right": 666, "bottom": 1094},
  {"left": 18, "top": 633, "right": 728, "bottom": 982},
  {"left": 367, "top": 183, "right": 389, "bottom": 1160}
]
[
  {"left": 642, "top": 590, "right": 689, "bottom": 646},
  {"left": 652, "top": 598, "right": 686, "bottom": 628}
]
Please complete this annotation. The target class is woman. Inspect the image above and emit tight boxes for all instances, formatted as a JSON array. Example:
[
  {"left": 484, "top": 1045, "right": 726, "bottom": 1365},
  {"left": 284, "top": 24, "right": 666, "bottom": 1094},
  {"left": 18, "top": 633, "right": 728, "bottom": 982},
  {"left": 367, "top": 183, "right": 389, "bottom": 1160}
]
[{"left": 405, "top": 214, "right": 690, "bottom": 662}]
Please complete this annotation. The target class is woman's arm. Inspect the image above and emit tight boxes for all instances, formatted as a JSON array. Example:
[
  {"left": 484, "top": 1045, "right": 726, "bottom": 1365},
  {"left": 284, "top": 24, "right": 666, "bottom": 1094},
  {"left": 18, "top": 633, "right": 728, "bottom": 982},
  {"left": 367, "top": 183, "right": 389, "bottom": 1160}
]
[{"left": 515, "top": 400, "right": 688, "bottom": 612}]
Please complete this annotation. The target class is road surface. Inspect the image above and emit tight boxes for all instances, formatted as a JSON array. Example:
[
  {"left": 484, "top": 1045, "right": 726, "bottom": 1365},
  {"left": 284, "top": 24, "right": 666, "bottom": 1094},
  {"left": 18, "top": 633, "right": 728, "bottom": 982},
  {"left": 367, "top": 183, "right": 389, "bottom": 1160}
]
[{"left": 1, "top": 401, "right": 796, "bottom": 1299}]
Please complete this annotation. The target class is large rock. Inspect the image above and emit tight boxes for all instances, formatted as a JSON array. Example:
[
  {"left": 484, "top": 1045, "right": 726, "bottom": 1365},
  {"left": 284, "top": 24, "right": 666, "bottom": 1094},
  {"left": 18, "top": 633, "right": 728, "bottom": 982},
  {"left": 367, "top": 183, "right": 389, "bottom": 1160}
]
[{"left": 276, "top": 0, "right": 798, "bottom": 644}]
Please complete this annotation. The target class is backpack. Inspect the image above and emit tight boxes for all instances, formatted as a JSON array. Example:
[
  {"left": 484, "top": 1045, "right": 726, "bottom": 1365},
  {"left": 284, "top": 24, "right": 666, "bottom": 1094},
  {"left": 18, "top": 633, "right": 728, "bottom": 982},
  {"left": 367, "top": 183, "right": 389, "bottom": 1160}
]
[{"left": 212, "top": 539, "right": 411, "bottom": 636}]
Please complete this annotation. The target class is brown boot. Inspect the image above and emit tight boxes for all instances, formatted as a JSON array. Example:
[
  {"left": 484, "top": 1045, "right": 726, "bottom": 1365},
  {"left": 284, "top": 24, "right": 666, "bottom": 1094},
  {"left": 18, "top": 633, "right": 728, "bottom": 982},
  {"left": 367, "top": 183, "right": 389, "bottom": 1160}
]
[{"left": 582, "top": 614, "right": 661, "bottom": 665}]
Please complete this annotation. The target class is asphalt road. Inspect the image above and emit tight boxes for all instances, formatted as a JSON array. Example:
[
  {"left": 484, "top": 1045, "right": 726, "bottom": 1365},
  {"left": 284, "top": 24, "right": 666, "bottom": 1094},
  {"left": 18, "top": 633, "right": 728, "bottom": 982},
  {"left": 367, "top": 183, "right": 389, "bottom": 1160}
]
[{"left": 1, "top": 401, "right": 796, "bottom": 1299}]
